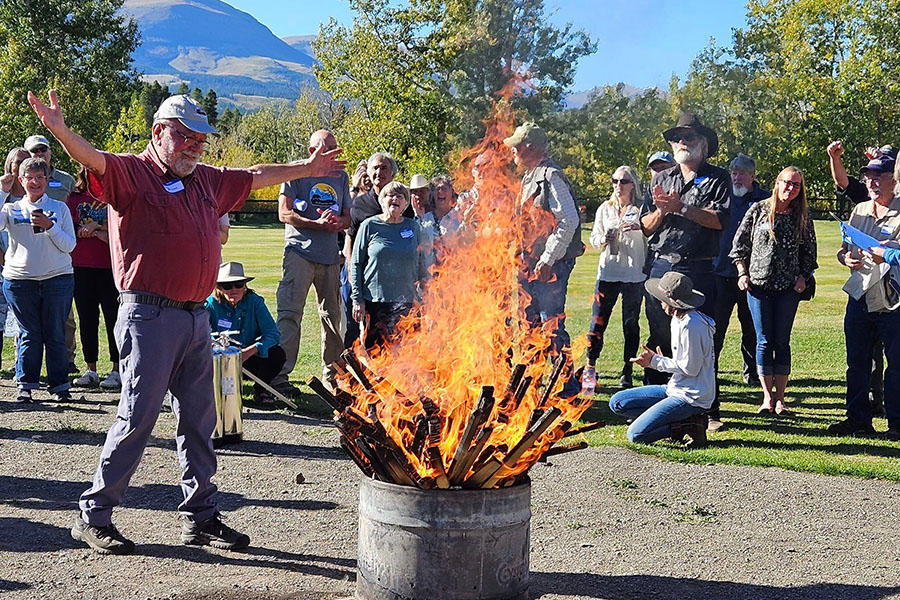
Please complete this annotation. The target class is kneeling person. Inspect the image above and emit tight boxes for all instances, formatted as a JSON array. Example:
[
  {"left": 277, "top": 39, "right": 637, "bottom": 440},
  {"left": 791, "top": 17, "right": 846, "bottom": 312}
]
[
  {"left": 206, "top": 262, "right": 285, "bottom": 406},
  {"left": 608, "top": 272, "right": 715, "bottom": 447}
]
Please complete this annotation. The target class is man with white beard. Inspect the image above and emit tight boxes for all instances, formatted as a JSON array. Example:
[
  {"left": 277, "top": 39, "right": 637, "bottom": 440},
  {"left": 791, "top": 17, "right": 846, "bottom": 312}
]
[
  {"left": 640, "top": 113, "right": 731, "bottom": 387},
  {"left": 708, "top": 153, "right": 769, "bottom": 431}
]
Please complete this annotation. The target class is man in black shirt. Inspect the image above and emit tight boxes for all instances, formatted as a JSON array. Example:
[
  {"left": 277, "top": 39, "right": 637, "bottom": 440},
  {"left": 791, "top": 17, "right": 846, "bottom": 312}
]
[{"left": 641, "top": 113, "right": 731, "bottom": 385}]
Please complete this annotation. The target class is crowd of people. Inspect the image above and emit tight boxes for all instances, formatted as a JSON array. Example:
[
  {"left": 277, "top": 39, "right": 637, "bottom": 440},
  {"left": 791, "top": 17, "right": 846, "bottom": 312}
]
[{"left": 6, "top": 88, "right": 897, "bottom": 557}]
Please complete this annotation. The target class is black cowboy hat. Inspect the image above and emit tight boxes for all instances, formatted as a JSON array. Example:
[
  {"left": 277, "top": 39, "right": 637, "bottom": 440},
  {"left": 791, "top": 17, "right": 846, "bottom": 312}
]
[{"left": 663, "top": 112, "right": 719, "bottom": 157}]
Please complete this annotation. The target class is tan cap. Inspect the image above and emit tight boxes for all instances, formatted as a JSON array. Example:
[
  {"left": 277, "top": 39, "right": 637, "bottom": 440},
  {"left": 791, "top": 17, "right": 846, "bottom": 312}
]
[
  {"left": 503, "top": 122, "right": 548, "bottom": 149},
  {"left": 24, "top": 135, "right": 51, "bottom": 151},
  {"left": 153, "top": 95, "right": 219, "bottom": 136}
]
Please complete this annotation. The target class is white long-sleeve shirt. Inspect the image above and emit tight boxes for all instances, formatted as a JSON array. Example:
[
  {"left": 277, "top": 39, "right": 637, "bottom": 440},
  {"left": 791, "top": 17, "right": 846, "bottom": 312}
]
[
  {"left": 0, "top": 195, "right": 75, "bottom": 280},
  {"left": 650, "top": 310, "right": 716, "bottom": 408},
  {"left": 589, "top": 201, "right": 647, "bottom": 283}
]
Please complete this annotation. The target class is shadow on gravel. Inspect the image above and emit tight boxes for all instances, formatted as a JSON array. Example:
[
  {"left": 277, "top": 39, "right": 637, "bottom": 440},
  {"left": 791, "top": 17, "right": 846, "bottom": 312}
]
[
  {"left": 0, "top": 579, "right": 31, "bottom": 592},
  {"left": 138, "top": 543, "right": 356, "bottom": 580},
  {"left": 0, "top": 477, "right": 340, "bottom": 515},
  {"left": 216, "top": 439, "right": 346, "bottom": 460},
  {"left": 530, "top": 572, "right": 900, "bottom": 599},
  {"left": 0, "top": 517, "right": 80, "bottom": 552}
]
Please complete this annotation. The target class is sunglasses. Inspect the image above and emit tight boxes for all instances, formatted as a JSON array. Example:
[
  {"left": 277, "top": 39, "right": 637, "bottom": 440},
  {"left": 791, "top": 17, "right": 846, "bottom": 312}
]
[
  {"left": 671, "top": 132, "right": 699, "bottom": 144},
  {"left": 218, "top": 281, "right": 245, "bottom": 290},
  {"left": 779, "top": 180, "right": 803, "bottom": 189},
  {"left": 30, "top": 146, "right": 49, "bottom": 153},
  {"left": 612, "top": 178, "right": 633, "bottom": 185}
]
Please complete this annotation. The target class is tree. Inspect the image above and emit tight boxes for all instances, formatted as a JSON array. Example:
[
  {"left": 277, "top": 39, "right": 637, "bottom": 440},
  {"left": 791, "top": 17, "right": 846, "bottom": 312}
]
[
  {"left": 314, "top": 0, "right": 596, "bottom": 175},
  {"left": 107, "top": 94, "right": 150, "bottom": 154},
  {"left": 175, "top": 82, "right": 190, "bottom": 96},
  {"left": 0, "top": 0, "right": 140, "bottom": 172},
  {"left": 138, "top": 81, "right": 170, "bottom": 128},
  {"left": 203, "top": 89, "right": 218, "bottom": 125},
  {"left": 217, "top": 108, "right": 243, "bottom": 136}
]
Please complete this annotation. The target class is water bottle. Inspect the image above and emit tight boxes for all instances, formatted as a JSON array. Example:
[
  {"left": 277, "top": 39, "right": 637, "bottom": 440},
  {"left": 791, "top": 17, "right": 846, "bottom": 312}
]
[
  {"left": 581, "top": 366, "right": 597, "bottom": 397},
  {"left": 606, "top": 227, "right": 618, "bottom": 256}
]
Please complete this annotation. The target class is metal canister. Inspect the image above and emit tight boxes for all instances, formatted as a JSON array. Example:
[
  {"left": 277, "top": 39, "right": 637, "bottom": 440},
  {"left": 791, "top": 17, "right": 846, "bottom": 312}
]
[{"left": 212, "top": 345, "right": 243, "bottom": 447}]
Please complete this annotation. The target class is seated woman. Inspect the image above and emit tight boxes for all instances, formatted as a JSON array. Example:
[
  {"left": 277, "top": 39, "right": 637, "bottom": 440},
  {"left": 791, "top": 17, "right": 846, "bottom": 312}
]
[
  {"left": 0, "top": 157, "right": 76, "bottom": 403},
  {"left": 607, "top": 272, "right": 715, "bottom": 448},
  {"left": 206, "top": 262, "right": 285, "bottom": 406},
  {"left": 350, "top": 181, "right": 428, "bottom": 349}
]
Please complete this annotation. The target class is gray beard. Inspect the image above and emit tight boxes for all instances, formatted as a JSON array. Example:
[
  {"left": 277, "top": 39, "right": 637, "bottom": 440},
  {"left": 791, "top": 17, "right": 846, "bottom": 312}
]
[
  {"left": 674, "top": 146, "right": 702, "bottom": 164},
  {"left": 732, "top": 185, "right": 749, "bottom": 197}
]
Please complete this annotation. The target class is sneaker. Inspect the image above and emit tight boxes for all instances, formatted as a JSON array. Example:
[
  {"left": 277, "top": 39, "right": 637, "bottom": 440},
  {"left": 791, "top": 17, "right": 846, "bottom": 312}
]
[
  {"left": 618, "top": 373, "right": 633, "bottom": 389},
  {"left": 53, "top": 390, "right": 73, "bottom": 402},
  {"left": 71, "top": 515, "right": 135, "bottom": 555},
  {"left": 827, "top": 419, "right": 876, "bottom": 436},
  {"left": 707, "top": 417, "right": 725, "bottom": 433},
  {"left": 181, "top": 513, "right": 250, "bottom": 550},
  {"left": 580, "top": 366, "right": 597, "bottom": 397},
  {"left": 100, "top": 371, "right": 122, "bottom": 390},
  {"left": 15, "top": 389, "right": 32, "bottom": 404},
  {"left": 252, "top": 388, "right": 277, "bottom": 408},
  {"left": 883, "top": 428, "right": 900, "bottom": 442},
  {"left": 73, "top": 370, "right": 100, "bottom": 387},
  {"left": 272, "top": 381, "right": 303, "bottom": 398}
]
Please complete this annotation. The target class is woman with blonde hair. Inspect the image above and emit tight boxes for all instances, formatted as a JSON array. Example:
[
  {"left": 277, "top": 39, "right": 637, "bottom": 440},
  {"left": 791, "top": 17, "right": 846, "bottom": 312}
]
[
  {"left": 582, "top": 165, "right": 647, "bottom": 394},
  {"left": 730, "top": 166, "right": 817, "bottom": 415}
]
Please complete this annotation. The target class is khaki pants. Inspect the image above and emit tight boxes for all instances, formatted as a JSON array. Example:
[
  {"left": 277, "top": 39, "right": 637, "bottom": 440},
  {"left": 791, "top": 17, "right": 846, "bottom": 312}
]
[
  {"left": 66, "top": 305, "right": 77, "bottom": 365},
  {"left": 273, "top": 250, "right": 343, "bottom": 386}
]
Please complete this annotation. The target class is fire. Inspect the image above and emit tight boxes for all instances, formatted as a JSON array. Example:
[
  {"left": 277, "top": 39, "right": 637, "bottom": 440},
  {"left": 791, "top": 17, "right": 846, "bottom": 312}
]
[{"left": 316, "top": 79, "right": 596, "bottom": 488}]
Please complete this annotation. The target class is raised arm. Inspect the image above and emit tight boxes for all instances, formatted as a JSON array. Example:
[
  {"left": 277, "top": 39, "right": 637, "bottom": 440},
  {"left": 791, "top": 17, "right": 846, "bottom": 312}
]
[
  {"left": 827, "top": 141, "right": 849, "bottom": 190},
  {"left": 248, "top": 146, "right": 347, "bottom": 190},
  {"left": 28, "top": 90, "right": 106, "bottom": 175}
]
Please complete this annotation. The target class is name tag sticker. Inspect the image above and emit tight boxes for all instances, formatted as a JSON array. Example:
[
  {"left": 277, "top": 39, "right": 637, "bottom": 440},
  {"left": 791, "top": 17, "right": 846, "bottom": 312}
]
[
  {"left": 217, "top": 319, "right": 232, "bottom": 329},
  {"left": 10, "top": 209, "right": 27, "bottom": 224},
  {"left": 163, "top": 179, "right": 185, "bottom": 194},
  {"left": 881, "top": 226, "right": 893, "bottom": 237},
  {"left": 757, "top": 221, "right": 771, "bottom": 231},
  {"left": 694, "top": 176, "right": 709, "bottom": 185},
  {"left": 400, "top": 228, "right": 414, "bottom": 239},
  {"left": 48, "top": 180, "right": 62, "bottom": 188}
]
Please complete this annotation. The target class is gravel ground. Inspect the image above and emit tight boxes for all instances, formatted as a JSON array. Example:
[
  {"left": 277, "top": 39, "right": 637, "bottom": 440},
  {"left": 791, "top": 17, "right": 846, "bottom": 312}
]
[{"left": 2, "top": 379, "right": 900, "bottom": 600}]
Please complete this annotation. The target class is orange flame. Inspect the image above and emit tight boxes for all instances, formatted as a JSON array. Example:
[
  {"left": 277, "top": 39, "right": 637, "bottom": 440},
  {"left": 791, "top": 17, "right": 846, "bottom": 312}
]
[{"left": 337, "top": 77, "right": 592, "bottom": 484}]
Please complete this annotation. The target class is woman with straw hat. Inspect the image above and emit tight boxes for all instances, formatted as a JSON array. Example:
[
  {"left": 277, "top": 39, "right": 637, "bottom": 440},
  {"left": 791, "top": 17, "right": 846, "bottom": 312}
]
[
  {"left": 607, "top": 271, "right": 716, "bottom": 447},
  {"left": 206, "top": 261, "right": 284, "bottom": 406}
]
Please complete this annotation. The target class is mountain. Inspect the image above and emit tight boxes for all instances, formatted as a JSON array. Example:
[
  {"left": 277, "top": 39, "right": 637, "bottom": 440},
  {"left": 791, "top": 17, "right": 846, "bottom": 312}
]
[
  {"left": 564, "top": 84, "right": 667, "bottom": 109},
  {"left": 123, "top": 0, "right": 319, "bottom": 105},
  {"left": 282, "top": 35, "right": 317, "bottom": 59}
]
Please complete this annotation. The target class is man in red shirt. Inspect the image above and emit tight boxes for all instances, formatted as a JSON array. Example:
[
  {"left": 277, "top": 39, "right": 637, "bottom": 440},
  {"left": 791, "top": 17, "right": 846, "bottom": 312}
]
[{"left": 28, "top": 91, "right": 345, "bottom": 555}]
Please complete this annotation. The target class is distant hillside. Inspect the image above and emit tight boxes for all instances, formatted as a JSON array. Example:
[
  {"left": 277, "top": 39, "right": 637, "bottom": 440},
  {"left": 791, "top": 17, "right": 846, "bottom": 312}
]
[
  {"left": 282, "top": 35, "right": 317, "bottom": 59},
  {"left": 123, "top": 0, "right": 318, "bottom": 106},
  {"left": 565, "top": 84, "right": 667, "bottom": 109}
]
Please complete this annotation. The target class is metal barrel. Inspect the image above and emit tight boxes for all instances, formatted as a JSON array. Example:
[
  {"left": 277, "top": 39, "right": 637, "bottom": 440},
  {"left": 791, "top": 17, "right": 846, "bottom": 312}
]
[{"left": 357, "top": 477, "right": 530, "bottom": 600}]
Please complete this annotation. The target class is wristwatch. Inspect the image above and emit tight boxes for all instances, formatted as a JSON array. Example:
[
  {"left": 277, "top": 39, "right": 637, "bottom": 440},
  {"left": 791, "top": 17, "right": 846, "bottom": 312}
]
[{"left": 679, "top": 203, "right": 689, "bottom": 216}]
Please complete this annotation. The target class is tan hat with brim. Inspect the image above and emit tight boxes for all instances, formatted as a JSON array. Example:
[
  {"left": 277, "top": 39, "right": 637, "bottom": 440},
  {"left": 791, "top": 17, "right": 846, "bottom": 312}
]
[
  {"left": 503, "top": 122, "right": 548, "bottom": 149},
  {"left": 409, "top": 174, "right": 429, "bottom": 190},
  {"left": 217, "top": 261, "right": 254, "bottom": 284},
  {"left": 645, "top": 271, "right": 705, "bottom": 310}
]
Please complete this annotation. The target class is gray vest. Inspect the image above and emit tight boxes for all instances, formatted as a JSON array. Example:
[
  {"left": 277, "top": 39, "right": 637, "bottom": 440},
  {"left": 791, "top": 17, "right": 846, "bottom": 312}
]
[{"left": 521, "top": 159, "right": 584, "bottom": 262}]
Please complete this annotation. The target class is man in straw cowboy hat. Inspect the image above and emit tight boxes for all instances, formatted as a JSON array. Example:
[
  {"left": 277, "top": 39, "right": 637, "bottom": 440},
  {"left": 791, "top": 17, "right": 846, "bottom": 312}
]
[
  {"left": 607, "top": 271, "right": 716, "bottom": 448},
  {"left": 27, "top": 89, "right": 345, "bottom": 555}
]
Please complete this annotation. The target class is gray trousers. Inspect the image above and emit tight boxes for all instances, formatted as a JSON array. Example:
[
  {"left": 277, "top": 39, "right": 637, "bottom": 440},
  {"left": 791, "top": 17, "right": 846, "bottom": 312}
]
[{"left": 79, "top": 301, "right": 218, "bottom": 526}]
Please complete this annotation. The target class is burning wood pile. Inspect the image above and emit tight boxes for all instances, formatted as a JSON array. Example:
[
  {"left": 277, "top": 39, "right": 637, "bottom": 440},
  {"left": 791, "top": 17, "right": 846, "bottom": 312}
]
[{"left": 308, "top": 350, "right": 603, "bottom": 490}]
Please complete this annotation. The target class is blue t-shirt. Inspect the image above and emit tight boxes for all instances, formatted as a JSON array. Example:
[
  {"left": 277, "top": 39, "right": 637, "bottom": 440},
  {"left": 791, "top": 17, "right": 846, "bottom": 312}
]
[
  {"left": 281, "top": 172, "right": 350, "bottom": 265},
  {"left": 350, "top": 216, "right": 428, "bottom": 303}
]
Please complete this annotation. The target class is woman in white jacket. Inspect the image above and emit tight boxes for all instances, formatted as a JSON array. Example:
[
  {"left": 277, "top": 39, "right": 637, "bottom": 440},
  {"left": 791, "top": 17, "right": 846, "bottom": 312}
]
[
  {"left": 608, "top": 271, "right": 715, "bottom": 448},
  {"left": 0, "top": 157, "right": 76, "bottom": 404},
  {"left": 582, "top": 165, "right": 647, "bottom": 393}
]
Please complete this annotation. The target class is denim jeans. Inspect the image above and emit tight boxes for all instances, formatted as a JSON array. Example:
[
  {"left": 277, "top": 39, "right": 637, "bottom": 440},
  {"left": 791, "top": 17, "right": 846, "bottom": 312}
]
[
  {"left": 3, "top": 274, "right": 74, "bottom": 393},
  {"left": 521, "top": 257, "right": 580, "bottom": 395},
  {"left": 844, "top": 297, "right": 900, "bottom": 428},
  {"left": 608, "top": 385, "right": 706, "bottom": 443},
  {"left": 587, "top": 280, "right": 643, "bottom": 375},
  {"left": 746, "top": 286, "right": 800, "bottom": 376},
  {"left": 644, "top": 258, "right": 717, "bottom": 385}
]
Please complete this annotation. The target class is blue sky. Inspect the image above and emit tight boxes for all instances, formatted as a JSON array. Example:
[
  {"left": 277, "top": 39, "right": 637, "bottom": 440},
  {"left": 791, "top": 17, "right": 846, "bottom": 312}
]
[{"left": 225, "top": 0, "right": 750, "bottom": 91}]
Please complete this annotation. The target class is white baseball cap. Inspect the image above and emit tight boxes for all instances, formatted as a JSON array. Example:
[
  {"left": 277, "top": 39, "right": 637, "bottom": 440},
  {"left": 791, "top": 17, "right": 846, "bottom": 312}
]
[
  {"left": 153, "top": 95, "right": 219, "bottom": 136},
  {"left": 24, "top": 135, "right": 51, "bottom": 151}
]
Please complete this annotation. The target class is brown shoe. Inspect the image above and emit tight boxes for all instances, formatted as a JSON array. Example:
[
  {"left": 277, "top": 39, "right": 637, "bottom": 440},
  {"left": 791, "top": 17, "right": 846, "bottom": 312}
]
[{"left": 670, "top": 414, "right": 708, "bottom": 448}]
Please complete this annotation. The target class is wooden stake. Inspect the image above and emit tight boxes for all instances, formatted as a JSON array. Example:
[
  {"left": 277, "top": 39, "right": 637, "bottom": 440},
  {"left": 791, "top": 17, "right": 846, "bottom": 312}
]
[
  {"left": 447, "top": 386, "right": 495, "bottom": 481},
  {"left": 564, "top": 421, "right": 606, "bottom": 437}
]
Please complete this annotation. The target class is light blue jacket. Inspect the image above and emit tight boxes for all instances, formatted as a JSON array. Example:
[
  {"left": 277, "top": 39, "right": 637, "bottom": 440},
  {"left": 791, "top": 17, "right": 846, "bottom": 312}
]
[{"left": 205, "top": 291, "right": 280, "bottom": 357}]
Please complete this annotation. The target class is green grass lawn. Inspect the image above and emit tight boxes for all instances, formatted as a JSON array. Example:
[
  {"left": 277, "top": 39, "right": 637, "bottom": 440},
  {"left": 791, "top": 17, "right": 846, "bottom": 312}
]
[{"left": 14, "top": 221, "right": 897, "bottom": 480}]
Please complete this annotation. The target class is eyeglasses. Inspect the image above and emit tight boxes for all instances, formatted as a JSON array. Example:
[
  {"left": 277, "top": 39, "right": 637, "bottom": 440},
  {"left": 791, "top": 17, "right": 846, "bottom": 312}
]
[
  {"left": 218, "top": 282, "right": 245, "bottom": 290},
  {"left": 612, "top": 178, "right": 633, "bottom": 185},
  {"left": 29, "top": 146, "right": 49, "bottom": 153},
  {"left": 862, "top": 172, "right": 890, "bottom": 182},
  {"left": 164, "top": 125, "right": 208, "bottom": 149},
  {"left": 779, "top": 180, "right": 803, "bottom": 189},
  {"left": 22, "top": 175, "right": 47, "bottom": 182},
  {"left": 671, "top": 132, "right": 699, "bottom": 144}
]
